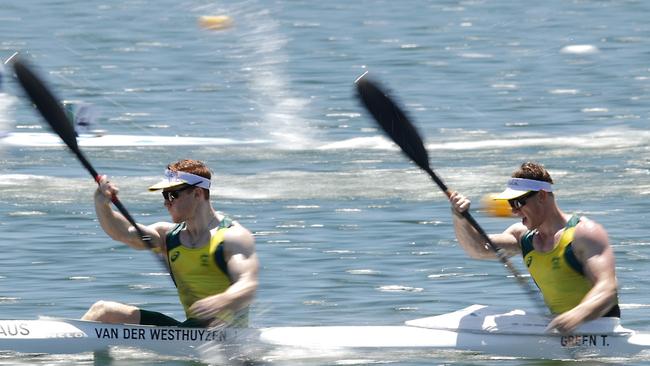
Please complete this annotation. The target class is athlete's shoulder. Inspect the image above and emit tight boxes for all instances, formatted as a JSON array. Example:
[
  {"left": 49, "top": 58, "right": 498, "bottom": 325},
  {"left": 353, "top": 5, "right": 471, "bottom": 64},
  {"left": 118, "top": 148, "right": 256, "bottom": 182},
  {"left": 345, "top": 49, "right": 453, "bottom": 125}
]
[
  {"left": 225, "top": 221, "right": 253, "bottom": 238},
  {"left": 152, "top": 221, "right": 179, "bottom": 232},
  {"left": 222, "top": 222, "right": 254, "bottom": 251},
  {"left": 150, "top": 221, "right": 181, "bottom": 242},
  {"left": 504, "top": 222, "right": 528, "bottom": 240},
  {"left": 574, "top": 217, "right": 609, "bottom": 247}
]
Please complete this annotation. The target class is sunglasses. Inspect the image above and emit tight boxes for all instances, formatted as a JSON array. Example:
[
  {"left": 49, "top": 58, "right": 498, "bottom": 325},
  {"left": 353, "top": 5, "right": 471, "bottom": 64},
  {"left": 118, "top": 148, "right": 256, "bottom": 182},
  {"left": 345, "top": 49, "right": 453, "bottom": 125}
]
[
  {"left": 508, "top": 191, "right": 538, "bottom": 210},
  {"left": 162, "top": 184, "right": 197, "bottom": 202}
]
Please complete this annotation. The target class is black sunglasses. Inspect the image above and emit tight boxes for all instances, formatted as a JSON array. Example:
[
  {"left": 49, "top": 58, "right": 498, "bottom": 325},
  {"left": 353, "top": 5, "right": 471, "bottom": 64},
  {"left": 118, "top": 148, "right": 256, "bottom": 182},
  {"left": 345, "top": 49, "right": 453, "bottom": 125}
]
[
  {"left": 508, "top": 191, "right": 538, "bottom": 210},
  {"left": 162, "top": 184, "right": 197, "bottom": 202}
]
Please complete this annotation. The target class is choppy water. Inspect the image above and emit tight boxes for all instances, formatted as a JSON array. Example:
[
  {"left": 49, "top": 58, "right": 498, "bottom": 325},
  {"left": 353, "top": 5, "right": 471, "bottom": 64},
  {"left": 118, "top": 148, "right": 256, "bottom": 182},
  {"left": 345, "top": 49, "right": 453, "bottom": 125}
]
[{"left": 2, "top": 0, "right": 650, "bottom": 365}]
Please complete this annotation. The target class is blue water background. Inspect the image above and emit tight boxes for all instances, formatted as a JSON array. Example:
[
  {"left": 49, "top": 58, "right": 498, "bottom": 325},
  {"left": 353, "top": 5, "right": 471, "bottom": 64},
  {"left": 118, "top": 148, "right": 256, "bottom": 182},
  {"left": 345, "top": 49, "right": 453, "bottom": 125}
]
[{"left": 2, "top": 0, "right": 650, "bottom": 364}]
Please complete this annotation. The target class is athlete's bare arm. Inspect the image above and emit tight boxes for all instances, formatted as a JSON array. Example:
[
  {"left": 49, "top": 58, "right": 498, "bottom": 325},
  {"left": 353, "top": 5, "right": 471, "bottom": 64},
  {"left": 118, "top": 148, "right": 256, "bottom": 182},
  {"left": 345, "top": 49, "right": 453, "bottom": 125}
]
[
  {"left": 450, "top": 191, "right": 525, "bottom": 258},
  {"left": 94, "top": 175, "right": 174, "bottom": 250}
]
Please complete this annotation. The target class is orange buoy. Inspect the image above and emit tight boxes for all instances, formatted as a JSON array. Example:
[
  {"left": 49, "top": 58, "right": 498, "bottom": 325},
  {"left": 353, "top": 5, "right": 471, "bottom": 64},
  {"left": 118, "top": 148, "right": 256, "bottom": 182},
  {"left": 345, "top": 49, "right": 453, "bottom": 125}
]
[
  {"left": 198, "top": 15, "right": 233, "bottom": 30},
  {"left": 482, "top": 193, "right": 513, "bottom": 217}
]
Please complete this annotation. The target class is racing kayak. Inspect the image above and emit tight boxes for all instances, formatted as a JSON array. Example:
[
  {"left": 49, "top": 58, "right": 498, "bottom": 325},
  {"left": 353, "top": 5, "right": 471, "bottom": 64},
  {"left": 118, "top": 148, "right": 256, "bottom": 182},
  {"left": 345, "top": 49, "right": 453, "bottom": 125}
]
[{"left": 2, "top": 305, "right": 650, "bottom": 360}]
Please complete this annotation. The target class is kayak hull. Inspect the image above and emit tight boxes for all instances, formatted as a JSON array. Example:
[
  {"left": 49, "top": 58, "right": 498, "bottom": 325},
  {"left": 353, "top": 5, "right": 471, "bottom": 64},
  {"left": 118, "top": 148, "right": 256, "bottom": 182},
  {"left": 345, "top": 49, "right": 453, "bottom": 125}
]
[
  {"left": 2, "top": 305, "right": 649, "bottom": 360},
  {"left": 260, "top": 325, "right": 650, "bottom": 359}
]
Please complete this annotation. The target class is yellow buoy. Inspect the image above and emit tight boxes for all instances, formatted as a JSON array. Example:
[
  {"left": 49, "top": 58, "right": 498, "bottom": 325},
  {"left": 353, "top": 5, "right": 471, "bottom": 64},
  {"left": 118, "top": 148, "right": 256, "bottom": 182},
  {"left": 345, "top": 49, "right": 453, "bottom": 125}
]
[
  {"left": 482, "top": 193, "right": 513, "bottom": 217},
  {"left": 198, "top": 15, "right": 233, "bottom": 30}
]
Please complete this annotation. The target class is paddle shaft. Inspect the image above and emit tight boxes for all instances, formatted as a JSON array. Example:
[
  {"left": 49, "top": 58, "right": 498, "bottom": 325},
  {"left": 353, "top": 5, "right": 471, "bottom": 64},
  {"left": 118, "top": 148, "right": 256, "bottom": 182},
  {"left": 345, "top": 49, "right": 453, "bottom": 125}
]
[
  {"left": 422, "top": 157, "right": 530, "bottom": 288},
  {"left": 422, "top": 166, "right": 500, "bottom": 254}
]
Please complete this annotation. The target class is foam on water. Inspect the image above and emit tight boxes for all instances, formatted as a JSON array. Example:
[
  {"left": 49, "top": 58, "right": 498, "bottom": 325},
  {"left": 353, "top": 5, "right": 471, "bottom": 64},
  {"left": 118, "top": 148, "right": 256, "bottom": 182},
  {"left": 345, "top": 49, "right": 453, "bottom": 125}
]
[
  {"left": 0, "top": 132, "right": 270, "bottom": 147},
  {"left": 560, "top": 44, "right": 600, "bottom": 54},
  {"left": 376, "top": 285, "right": 423, "bottom": 293},
  {"left": 347, "top": 269, "right": 381, "bottom": 275},
  {"left": 2, "top": 126, "right": 646, "bottom": 152},
  {"left": 0, "top": 90, "right": 16, "bottom": 140},
  {"left": 317, "top": 127, "right": 650, "bottom": 152}
]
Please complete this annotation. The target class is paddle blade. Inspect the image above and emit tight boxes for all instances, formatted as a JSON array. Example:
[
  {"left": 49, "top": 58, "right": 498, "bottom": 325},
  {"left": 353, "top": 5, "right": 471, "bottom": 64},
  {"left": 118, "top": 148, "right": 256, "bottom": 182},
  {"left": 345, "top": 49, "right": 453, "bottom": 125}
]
[
  {"left": 13, "top": 59, "right": 79, "bottom": 151},
  {"left": 356, "top": 75, "right": 448, "bottom": 193},
  {"left": 13, "top": 59, "right": 158, "bottom": 263},
  {"left": 355, "top": 76, "right": 431, "bottom": 172}
]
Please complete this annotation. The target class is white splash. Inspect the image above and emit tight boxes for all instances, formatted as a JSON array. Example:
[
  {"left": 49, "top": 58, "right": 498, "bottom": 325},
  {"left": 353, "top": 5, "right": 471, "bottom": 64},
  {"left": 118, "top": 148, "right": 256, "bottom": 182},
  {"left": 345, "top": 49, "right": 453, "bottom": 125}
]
[
  {"left": 581, "top": 107, "right": 609, "bottom": 113},
  {"left": 549, "top": 89, "right": 579, "bottom": 95},
  {"left": 560, "top": 44, "right": 599, "bottom": 54},
  {"left": 347, "top": 269, "right": 381, "bottom": 275},
  {"left": 376, "top": 285, "right": 423, "bottom": 293},
  {"left": 317, "top": 128, "right": 650, "bottom": 152},
  {"left": 68, "top": 276, "right": 96, "bottom": 281},
  {"left": 226, "top": 4, "right": 314, "bottom": 149}
]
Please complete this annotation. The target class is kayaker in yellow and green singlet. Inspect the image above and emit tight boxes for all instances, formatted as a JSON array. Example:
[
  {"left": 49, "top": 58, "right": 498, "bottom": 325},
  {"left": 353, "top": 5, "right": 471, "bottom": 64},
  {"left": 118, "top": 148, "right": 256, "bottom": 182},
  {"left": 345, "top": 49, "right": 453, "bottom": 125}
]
[
  {"left": 83, "top": 159, "right": 258, "bottom": 328},
  {"left": 449, "top": 161, "right": 620, "bottom": 334}
]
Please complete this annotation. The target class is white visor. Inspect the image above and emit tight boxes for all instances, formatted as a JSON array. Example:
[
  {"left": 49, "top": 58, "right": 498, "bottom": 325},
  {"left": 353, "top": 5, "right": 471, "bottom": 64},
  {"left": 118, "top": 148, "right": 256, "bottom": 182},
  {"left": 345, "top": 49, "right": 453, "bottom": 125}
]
[
  {"left": 148, "top": 169, "right": 211, "bottom": 191},
  {"left": 493, "top": 178, "right": 553, "bottom": 200}
]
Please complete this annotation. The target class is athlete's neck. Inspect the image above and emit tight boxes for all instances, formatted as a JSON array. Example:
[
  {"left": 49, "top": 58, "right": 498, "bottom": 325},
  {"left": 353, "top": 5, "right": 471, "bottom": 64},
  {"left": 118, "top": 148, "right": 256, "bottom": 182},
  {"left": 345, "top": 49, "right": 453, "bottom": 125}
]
[
  {"left": 535, "top": 205, "right": 571, "bottom": 245},
  {"left": 184, "top": 204, "right": 219, "bottom": 241}
]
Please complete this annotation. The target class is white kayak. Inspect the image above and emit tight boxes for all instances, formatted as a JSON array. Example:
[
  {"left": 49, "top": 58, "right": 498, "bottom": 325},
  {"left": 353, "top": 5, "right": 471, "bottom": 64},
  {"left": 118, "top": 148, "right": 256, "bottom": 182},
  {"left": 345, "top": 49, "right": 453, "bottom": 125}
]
[
  {"left": 0, "top": 132, "right": 269, "bottom": 147},
  {"left": 2, "top": 305, "right": 650, "bottom": 360}
]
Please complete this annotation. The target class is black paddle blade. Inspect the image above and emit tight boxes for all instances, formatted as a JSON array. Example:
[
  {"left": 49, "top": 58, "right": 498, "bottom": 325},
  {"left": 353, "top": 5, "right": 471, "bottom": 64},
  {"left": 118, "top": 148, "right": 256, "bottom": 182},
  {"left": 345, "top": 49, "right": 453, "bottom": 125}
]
[
  {"left": 13, "top": 60, "right": 156, "bottom": 253},
  {"left": 13, "top": 59, "right": 99, "bottom": 179},
  {"left": 13, "top": 59, "right": 79, "bottom": 151},
  {"left": 355, "top": 75, "right": 448, "bottom": 192},
  {"left": 355, "top": 76, "right": 431, "bottom": 172}
]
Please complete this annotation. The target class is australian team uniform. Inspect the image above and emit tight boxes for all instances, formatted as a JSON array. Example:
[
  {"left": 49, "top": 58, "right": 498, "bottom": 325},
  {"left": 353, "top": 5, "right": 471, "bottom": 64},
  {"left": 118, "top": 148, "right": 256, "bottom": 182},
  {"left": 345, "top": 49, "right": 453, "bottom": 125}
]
[
  {"left": 521, "top": 214, "right": 620, "bottom": 317},
  {"left": 140, "top": 215, "right": 248, "bottom": 327}
]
